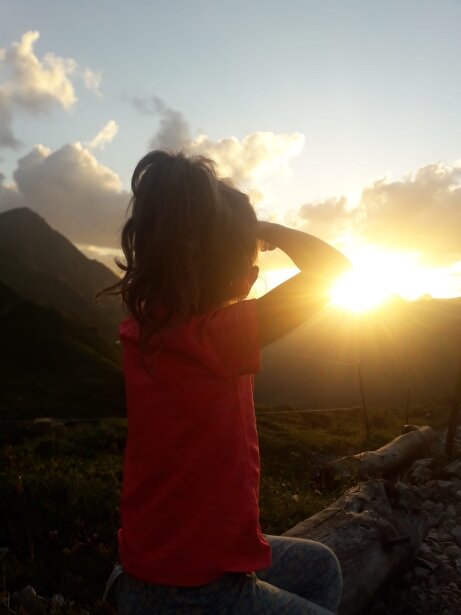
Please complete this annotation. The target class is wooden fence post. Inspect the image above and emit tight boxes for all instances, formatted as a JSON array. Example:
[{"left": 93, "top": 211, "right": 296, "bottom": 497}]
[
  {"left": 405, "top": 385, "right": 411, "bottom": 425},
  {"left": 445, "top": 359, "right": 461, "bottom": 461},
  {"left": 356, "top": 361, "right": 370, "bottom": 441}
]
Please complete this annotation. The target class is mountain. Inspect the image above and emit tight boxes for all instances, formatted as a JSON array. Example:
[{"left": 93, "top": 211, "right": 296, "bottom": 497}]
[
  {"left": 256, "top": 297, "right": 461, "bottom": 409},
  {"left": 0, "top": 207, "right": 123, "bottom": 345},
  {"left": 0, "top": 280, "right": 124, "bottom": 419}
]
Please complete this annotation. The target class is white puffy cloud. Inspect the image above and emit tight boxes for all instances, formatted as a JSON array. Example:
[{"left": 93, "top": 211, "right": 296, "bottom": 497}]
[
  {"left": 131, "top": 96, "right": 305, "bottom": 197},
  {"left": 184, "top": 131, "right": 305, "bottom": 189},
  {"left": 87, "top": 120, "right": 119, "bottom": 150},
  {"left": 0, "top": 142, "right": 129, "bottom": 247},
  {"left": 1, "top": 31, "right": 77, "bottom": 112},
  {"left": 0, "top": 31, "right": 102, "bottom": 148},
  {"left": 297, "top": 161, "right": 461, "bottom": 266},
  {"left": 358, "top": 163, "right": 461, "bottom": 264}
]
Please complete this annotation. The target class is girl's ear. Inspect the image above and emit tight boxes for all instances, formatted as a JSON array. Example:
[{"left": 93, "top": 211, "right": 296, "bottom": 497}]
[{"left": 229, "top": 266, "right": 260, "bottom": 300}]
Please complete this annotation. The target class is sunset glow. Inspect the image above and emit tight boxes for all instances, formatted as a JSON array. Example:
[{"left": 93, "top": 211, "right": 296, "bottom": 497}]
[
  {"left": 329, "top": 248, "right": 435, "bottom": 311},
  {"left": 253, "top": 244, "right": 461, "bottom": 309},
  {"left": 329, "top": 270, "right": 391, "bottom": 312}
]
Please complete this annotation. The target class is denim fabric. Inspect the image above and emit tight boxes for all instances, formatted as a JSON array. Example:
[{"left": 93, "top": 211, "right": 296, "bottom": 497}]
[{"left": 115, "top": 535, "right": 342, "bottom": 614}]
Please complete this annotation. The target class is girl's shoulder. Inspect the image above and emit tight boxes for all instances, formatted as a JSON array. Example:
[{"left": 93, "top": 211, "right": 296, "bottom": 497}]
[{"left": 192, "top": 299, "right": 260, "bottom": 377}]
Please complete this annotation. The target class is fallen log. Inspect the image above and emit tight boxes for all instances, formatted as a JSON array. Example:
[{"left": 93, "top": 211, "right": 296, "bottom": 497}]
[
  {"left": 283, "top": 479, "right": 432, "bottom": 615},
  {"left": 323, "top": 425, "right": 437, "bottom": 485}
]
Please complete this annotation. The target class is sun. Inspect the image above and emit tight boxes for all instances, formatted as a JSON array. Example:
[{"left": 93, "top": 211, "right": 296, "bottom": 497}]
[
  {"left": 328, "top": 245, "right": 441, "bottom": 311},
  {"left": 329, "top": 269, "right": 392, "bottom": 312}
]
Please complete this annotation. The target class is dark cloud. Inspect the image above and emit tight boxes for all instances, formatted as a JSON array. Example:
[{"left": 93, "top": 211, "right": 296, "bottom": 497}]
[
  {"left": 130, "top": 95, "right": 191, "bottom": 150},
  {"left": 0, "top": 93, "right": 21, "bottom": 148}
]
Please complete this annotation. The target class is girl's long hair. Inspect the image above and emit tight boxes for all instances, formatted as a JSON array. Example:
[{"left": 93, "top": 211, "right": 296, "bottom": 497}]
[{"left": 101, "top": 150, "right": 258, "bottom": 349}]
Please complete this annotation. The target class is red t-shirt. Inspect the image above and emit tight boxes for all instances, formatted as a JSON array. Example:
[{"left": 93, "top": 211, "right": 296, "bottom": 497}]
[{"left": 117, "top": 299, "right": 271, "bottom": 586}]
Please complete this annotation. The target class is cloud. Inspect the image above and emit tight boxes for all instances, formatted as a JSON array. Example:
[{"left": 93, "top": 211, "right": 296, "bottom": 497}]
[
  {"left": 87, "top": 120, "right": 119, "bottom": 150},
  {"left": 129, "top": 95, "right": 192, "bottom": 151},
  {"left": 1, "top": 31, "right": 77, "bottom": 112},
  {"left": 0, "top": 31, "right": 102, "bottom": 149},
  {"left": 75, "top": 243, "right": 122, "bottom": 274},
  {"left": 184, "top": 132, "right": 305, "bottom": 189},
  {"left": 299, "top": 195, "right": 354, "bottom": 238},
  {"left": 297, "top": 161, "right": 461, "bottom": 266},
  {"left": 0, "top": 92, "right": 21, "bottom": 148},
  {"left": 81, "top": 67, "right": 102, "bottom": 96},
  {"left": 0, "top": 142, "right": 129, "bottom": 247},
  {"left": 131, "top": 96, "right": 305, "bottom": 194},
  {"left": 0, "top": 172, "right": 25, "bottom": 209},
  {"left": 358, "top": 163, "right": 461, "bottom": 263}
]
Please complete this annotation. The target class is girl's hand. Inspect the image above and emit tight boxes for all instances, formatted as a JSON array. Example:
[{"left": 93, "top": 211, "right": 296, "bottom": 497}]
[{"left": 257, "top": 221, "right": 278, "bottom": 252}]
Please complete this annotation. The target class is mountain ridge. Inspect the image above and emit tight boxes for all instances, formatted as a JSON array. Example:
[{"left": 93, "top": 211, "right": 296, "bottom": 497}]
[{"left": 0, "top": 207, "right": 123, "bottom": 344}]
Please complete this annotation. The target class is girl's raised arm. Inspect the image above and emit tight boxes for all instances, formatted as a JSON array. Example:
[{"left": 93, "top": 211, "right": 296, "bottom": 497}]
[{"left": 256, "top": 222, "right": 351, "bottom": 347}]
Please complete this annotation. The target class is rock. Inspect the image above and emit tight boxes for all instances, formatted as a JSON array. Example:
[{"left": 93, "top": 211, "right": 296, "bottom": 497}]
[
  {"left": 10, "top": 587, "right": 46, "bottom": 615},
  {"left": 406, "top": 458, "right": 433, "bottom": 484},
  {"left": 50, "top": 595, "right": 65, "bottom": 615},
  {"left": 418, "top": 544, "right": 439, "bottom": 561},
  {"left": 414, "top": 566, "right": 430, "bottom": 579},
  {"left": 444, "top": 459, "right": 461, "bottom": 479},
  {"left": 445, "top": 545, "right": 461, "bottom": 559},
  {"left": 422, "top": 499, "right": 437, "bottom": 512},
  {"left": 451, "top": 526, "right": 461, "bottom": 547},
  {"left": 436, "top": 480, "right": 454, "bottom": 498},
  {"left": 415, "top": 556, "right": 438, "bottom": 571}
]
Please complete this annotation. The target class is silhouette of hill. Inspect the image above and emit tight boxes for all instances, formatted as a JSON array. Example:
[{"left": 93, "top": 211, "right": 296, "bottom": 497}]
[
  {"left": 0, "top": 207, "right": 122, "bottom": 345},
  {"left": 256, "top": 297, "right": 461, "bottom": 409},
  {"left": 1, "top": 206, "right": 459, "bottom": 416},
  {"left": 0, "top": 280, "right": 124, "bottom": 419}
]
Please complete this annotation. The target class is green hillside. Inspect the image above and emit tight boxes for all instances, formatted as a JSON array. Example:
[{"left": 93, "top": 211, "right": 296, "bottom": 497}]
[
  {"left": 0, "top": 282, "right": 124, "bottom": 419},
  {"left": 0, "top": 404, "right": 452, "bottom": 611}
]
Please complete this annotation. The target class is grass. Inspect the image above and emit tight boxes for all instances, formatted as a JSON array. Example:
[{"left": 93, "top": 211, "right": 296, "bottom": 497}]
[
  {"left": 0, "top": 403, "right": 453, "bottom": 611},
  {"left": 256, "top": 403, "right": 451, "bottom": 533}
]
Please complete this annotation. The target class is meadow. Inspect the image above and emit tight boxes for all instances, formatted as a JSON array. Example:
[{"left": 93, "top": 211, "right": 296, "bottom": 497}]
[{"left": 0, "top": 403, "right": 452, "bottom": 611}]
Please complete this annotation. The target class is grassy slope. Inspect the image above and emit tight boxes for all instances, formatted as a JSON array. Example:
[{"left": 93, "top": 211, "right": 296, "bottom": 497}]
[
  {"left": 0, "top": 281, "right": 124, "bottom": 419},
  {"left": 0, "top": 403, "right": 452, "bottom": 609}
]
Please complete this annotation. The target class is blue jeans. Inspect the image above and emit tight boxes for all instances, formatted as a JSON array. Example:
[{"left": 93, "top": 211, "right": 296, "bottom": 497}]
[{"left": 115, "top": 535, "right": 342, "bottom": 614}]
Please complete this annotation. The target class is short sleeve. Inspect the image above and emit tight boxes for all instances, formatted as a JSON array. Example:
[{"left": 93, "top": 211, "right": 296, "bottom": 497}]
[{"left": 203, "top": 299, "right": 260, "bottom": 378}]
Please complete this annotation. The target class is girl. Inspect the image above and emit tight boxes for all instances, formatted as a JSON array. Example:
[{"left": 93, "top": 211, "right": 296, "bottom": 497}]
[{"left": 107, "top": 150, "right": 349, "bottom": 614}]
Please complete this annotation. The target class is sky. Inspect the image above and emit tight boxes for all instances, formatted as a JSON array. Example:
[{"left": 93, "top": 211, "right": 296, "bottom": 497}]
[{"left": 0, "top": 0, "right": 460, "bottom": 299}]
